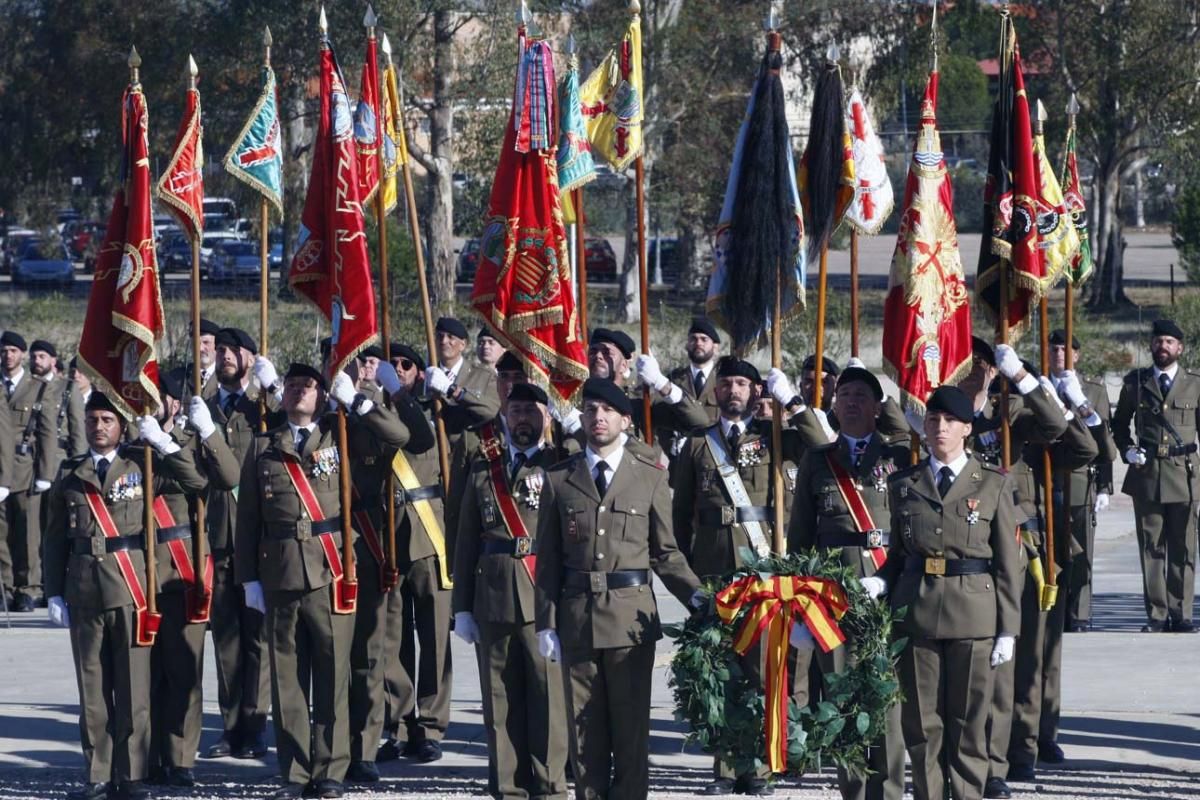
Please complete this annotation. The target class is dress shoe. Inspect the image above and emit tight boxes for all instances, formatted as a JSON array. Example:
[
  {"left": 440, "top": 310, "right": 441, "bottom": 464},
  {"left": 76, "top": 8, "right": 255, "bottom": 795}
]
[
  {"left": 1007, "top": 763, "right": 1037, "bottom": 782},
  {"left": 145, "top": 766, "right": 168, "bottom": 785},
  {"left": 204, "top": 732, "right": 237, "bottom": 758},
  {"left": 234, "top": 731, "right": 268, "bottom": 759},
  {"left": 415, "top": 739, "right": 443, "bottom": 763},
  {"left": 13, "top": 594, "right": 34, "bottom": 612},
  {"left": 67, "top": 782, "right": 109, "bottom": 800},
  {"left": 1038, "top": 741, "right": 1066, "bottom": 764},
  {"left": 166, "top": 766, "right": 195, "bottom": 787},
  {"left": 312, "top": 779, "right": 344, "bottom": 798},
  {"left": 269, "top": 783, "right": 306, "bottom": 799},
  {"left": 983, "top": 776, "right": 1013, "bottom": 798},
  {"left": 375, "top": 738, "right": 402, "bottom": 762},
  {"left": 1172, "top": 619, "right": 1196, "bottom": 633},
  {"left": 402, "top": 738, "right": 424, "bottom": 758},
  {"left": 735, "top": 776, "right": 774, "bottom": 795},
  {"left": 116, "top": 781, "right": 150, "bottom": 800},
  {"left": 701, "top": 778, "right": 736, "bottom": 796},
  {"left": 345, "top": 761, "right": 380, "bottom": 783},
  {"left": 1141, "top": 621, "right": 1167, "bottom": 633}
]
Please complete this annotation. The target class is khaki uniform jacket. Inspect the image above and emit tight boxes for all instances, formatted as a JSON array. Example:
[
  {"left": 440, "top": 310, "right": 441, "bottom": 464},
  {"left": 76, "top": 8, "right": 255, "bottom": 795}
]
[
  {"left": 880, "top": 455, "right": 1021, "bottom": 640},
  {"left": 788, "top": 433, "right": 912, "bottom": 579},
  {"left": 535, "top": 447, "right": 700, "bottom": 651},
  {"left": 1112, "top": 366, "right": 1200, "bottom": 504},
  {"left": 658, "top": 365, "right": 719, "bottom": 448},
  {"left": 0, "top": 394, "right": 11, "bottom": 488},
  {"left": 234, "top": 404, "right": 410, "bottom": 593},
  {"left": 1015, "top": 415, "right": 1099, "bottom": 532},
  {"left": 43, "top": 445, "right": 209, "bottom": 610},
  {"left": 5, "top": 371, "right": 59, "bottom": 491},
  {"left": 64, "top": 382, "right": 88, "bottom": 458},
  {"left": 1054, "top": 379, "right": 1117, "bottom": 501},
  {"left": 453, "top": 434, "right": 556, "bottom": 624},
  {"left": 672, "top": 418, "right": 806, "bottom": 578},
  {"left": 205, "top": 388, "right": 271, "bottom": 556}
]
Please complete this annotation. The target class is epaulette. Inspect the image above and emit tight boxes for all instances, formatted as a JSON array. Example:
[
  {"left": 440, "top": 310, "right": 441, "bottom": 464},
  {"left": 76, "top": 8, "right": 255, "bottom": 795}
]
[
  {"left": 879, "top": 432, "right": 911, "bottom": 447},
  {"left": 888, "top": 461, "right": 925, "bottom": 482},
  {"left": 978, "top": 460, "right": 1006, "bottom": 475},
  {"left": 549, "top": 452, "right": 585, "bottom": 472},
  {"left": 632, "top": 449, "right": 666, "bottom": 470},
  {"left": 809, "top": 438, "right": 839, "bottom": 453},
  {"left": 1123, "top": 367, "right": 1145, "bottom": 384},
  {"left": 62, "top": 453, "right": 88, "bottom": 471}
]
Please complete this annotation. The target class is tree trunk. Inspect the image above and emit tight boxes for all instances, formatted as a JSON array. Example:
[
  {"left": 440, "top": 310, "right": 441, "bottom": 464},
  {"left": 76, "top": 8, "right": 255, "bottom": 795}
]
[
  {"left": 1087, "top": 163, "right": 1129, "bottom": 309},
  {"left": 424, "top": 9, "right": 456, "bottom": 312}
]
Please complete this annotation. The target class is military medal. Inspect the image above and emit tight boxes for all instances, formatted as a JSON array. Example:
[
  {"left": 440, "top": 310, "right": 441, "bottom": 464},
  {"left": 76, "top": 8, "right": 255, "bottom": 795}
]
[
  {"left": 736, "top": 440, "right": 764, "bottom": 468},
  {"left": 786, "top": 466, "right": 798, "bottom": 491},
  {"left": 522, "top": 472, "right": 544, "bottom": 509},
  {"left": 311, "top": 446, "right": 339, "bottom": 478},
  {"left": 966, "top": 498, "right": 980, "bottom": 526},
  {"left": 109, "top": 471, "right": 142, "bottom": 502}
]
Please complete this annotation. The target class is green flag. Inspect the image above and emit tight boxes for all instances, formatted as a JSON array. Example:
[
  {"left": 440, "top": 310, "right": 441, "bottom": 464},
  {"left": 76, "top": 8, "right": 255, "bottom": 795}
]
[
  {"left": 223, "top": 66, "right": 283, "bottom": 215},
  {"left": 1060, "top": 120, "right": 1093, "bottom": 285}
]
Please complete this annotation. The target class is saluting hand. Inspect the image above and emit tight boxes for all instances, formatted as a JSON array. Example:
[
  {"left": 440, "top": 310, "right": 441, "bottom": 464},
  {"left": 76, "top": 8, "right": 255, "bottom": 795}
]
[{"left": 188, "top": 396, "right": 216, "bottom": 439}]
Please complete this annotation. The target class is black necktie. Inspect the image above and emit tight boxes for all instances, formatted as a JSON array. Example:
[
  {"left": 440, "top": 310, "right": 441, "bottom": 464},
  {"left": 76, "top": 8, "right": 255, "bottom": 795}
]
[
  {"left": 594, "top": 461, "right": 609, "bottom": 498},
  {"left": 3, "top": 379, "right": 12, "bottom": 398},
  {"left": 937, "top": 465, "right": 954, "bottom": 498},
  {"left": 728, "top": 424, "right": 741, "bottom": 453},
  {"left": 296, "top": 427, "right": 311, "bottom": 453},
  {"left": 852, "top": 438, "right": 868, "bottom": 469},
  {"left": 223, "top": 392, "right": 239, "bottom": 418},
  {"left": 510, "top": 451, "right": 526, "bottom": 485},
  {"left": 96, "top": 457, "right": 109, "bottom": 485},
  {"left": 1159, "top": 373, "right": 1172, "bottom": 397},
  {"left": 693, "top": 370, "right": 705, "bottom": 398}
]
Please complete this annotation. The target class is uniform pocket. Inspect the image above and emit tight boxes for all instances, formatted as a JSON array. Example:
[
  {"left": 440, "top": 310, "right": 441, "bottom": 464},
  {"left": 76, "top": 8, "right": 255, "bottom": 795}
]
[{"left": 609, "top": 495, "right": 644, "bottom": 540}]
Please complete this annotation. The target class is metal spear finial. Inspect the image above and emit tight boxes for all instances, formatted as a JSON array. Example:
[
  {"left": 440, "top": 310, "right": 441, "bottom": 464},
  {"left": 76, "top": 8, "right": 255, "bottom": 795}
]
[
  {"left": 128, "top": 45, "right": 141, "bottom": 83},
  {"left": 1035, "top": 98, "right": 1047, "bottom": 135},
  {"left": 382, "top": 32, "right": 393, "bottom": 61},
  {"left": 318, "top": 5, "right": 328, "bottom": 35},
  {"left": 364, "top": 4, "right": 377, "bottom": 31},
  {"left": 826, "top": 42, "right": 840, "bottom": 65},
  {"left": 264, "top": 25, "right": 272, "bottom": 65},
  {"left": 187, "top": 54, "right": 198, "bottom": 89},
  {"left": 931, "top": 0, "right": 940, "bottom": 72},
  {"left": 763, "top": 2, "right": 779, "bottom": 32},
  {"left": 1067, "top": 93, "right": 1080, "bottom": 116},
  {"left": 566, "top": 32, "right": 577, "bottom": 55},
  {"left": 517, "top": 0, "right": 530, "bottom": 26},
  {"left": 629, "top": 0, "right": 641, "bottom": 16}
]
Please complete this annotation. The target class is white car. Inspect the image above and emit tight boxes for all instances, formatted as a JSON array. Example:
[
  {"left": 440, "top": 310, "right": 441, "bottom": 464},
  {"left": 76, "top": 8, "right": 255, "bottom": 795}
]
[{"left": 200, "top": 231, "right": 243, "bottom": 274}]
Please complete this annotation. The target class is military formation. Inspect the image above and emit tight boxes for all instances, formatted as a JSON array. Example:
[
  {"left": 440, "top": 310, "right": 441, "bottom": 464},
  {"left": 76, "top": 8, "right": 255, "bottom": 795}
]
[{"left": 1, "top": 313, "right": 1194, "bottom": 800}]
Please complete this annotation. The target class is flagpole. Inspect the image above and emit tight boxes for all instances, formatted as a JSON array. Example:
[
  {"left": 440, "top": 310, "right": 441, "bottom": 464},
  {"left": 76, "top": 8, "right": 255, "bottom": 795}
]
[
  {"left": 997, "top": 10, "right": 1012, "bottom": 469},
  {"left": 387, "top": 34, "right": 452, "bottom": 495},
  {"left": 1062, "top": 93, "right": 1079, "bottom": 551},
  {"left": 186, "top": 54, "right": 208, "bottom": 612},
  {"left": 566, "top": 33, "right": 589, "bottom": 343},
  {"left": 810, "top": 43, "right": 841, "bottom": 416},
  {"left": 259, "top": 26, "right": 272, "bottom": 434},
  {"left": 627, "top": 1, "right": 653, "bottom": 444},
  {"left": 1035, "top": 105, "right": 1058, "bottom": 606},
  {"left": 762, "top": 15, "right": 786, "bottom": 554},
  {"left": 850, "top": 229, "right": 859, "bottom": 357}
]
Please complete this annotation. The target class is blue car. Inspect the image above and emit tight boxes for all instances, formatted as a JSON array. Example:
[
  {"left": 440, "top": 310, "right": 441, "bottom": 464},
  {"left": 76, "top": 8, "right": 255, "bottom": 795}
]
[
  {"left": 208, "top": 240, "right": 262, "bottom": 282},
  {"left": 13, "top": 240, "right": 74, "bottom": 288}
]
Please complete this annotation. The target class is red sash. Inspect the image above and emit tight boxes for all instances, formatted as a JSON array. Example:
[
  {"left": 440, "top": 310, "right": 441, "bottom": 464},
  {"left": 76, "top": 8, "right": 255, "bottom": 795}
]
[
  {"left": 280, "top": 454, "right": 357, "bottom": 614},
  {"left": 82, "top": 483, "right": 161, "bottom": 646},
  {"left": 479, "top": 422, "right": 536, "bottom": 584},
  {"left": 152, "top": 496, "right": 213, "bottom": 624},
  {"left": 350, "top": 486, "right": 398, "bottom": 592},
  {"left": 825, "top": 453, "right": 887, "bottom": 570}
]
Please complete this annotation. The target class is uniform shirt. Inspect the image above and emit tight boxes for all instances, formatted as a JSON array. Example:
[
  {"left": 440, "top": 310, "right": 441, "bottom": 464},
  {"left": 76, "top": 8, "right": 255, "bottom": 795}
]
[
  {"left": 929, "top": 451, "right": 969, "bottom": 483},
  {"left": 217, "top": 386, "right": 245, "bottom": 413},
  {"left": 287, "top": 421, "right": 316, "bottom": 449},
  {"left": 689, "top": 364, "right": 712, "bottom": 393},
  {"left": 3, "top": 367, "right": 24, "bottom": 395},
  {"left": 718, "top": 416, "right": 747, "bottom": 441},
  {"left": 1153, "top": 363, "right": 1179, "bottom": 384},
  {"left": 90, "top": 449, "right": 117, "bottom": 472},
  {"left": 584, "top": 445, "right": 624, "bottom": 485}
]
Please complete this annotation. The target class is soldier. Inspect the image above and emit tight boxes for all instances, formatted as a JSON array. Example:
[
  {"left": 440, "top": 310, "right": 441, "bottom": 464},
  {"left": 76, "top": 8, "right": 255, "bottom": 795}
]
[
  {"left": 799, "top": 354, "right": 839, "bottom": 412},
  {"left": 358, "top": 345, "right": 383, "bottom": 385},
  {"left": 787, "top": 366, "right": 908, "bottom": 800},
  {"left": 1112, "top": 318, "right": 1198, "bottom": 634},
  {"left": 195, "top": 318, "right": 220, "bottom": 399},
  {"left": 1, "top": 330, "right": 59, "bottom": 612},
  {"left": 345, "top": 358, "right": 435, "bottom": 782},
  {"left": 1048, "top": 330, "right": 1117, "bottom": 632},
  {"left": 202, "top": 328, "right": 277, "bottom": 760},
  {"left": 476, "top": 327, "right": 504, "bottom": 371},
  {"left": 866, "top": 385, "right": 1020, "bottom": 800},
  {"left": 43, "top": 391, "right": 211, "bottom": 800},
  {"left": 30, "top": 339, "right": 71, "bottom": 464},
  {"left": 660, "top": 318, "right": 722, "bottom": 452},
  {"left": 137, "top": 374, "right": 240, "bottom": 788},
  {"left": 455, "top": 382, "right": 569, "bottom": 799},
  {"left": 535, "top": 377, "right": 702, "bottom": 800},
  {"left": 236, "top": 363, "right": 412, "bottom": 799},
  {"left": 65, "top": 357, "right": 90, "bottom": 458}
]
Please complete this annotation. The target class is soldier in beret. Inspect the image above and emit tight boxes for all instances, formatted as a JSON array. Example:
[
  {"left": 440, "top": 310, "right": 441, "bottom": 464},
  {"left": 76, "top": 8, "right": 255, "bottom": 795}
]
[
  {"left": 660, "top": 319, "right": 723, "bottom": 469},
  {"left": 193, "top": 318, "right": 221, "bottom": 400},
  {"left": 1112, "top": 318, "right": 1199, "bottom": 633},
  {"left": 536, "top": 377, "right": 702, "bottom": 800},
  {"left": 476, "top": 327, "right": 504, "bottom": 372}
]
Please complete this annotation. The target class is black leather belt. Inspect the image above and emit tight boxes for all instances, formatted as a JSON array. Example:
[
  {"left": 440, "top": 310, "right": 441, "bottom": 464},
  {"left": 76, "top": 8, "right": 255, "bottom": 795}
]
[
  {"left": 698, "top": 505, "right": 771, "bottom": 526},
  {"left": 818, "top": 530, "right": 889, "bottom": 549},
  {"left": 395, "top": 485, "right": 443, "bottom": 503},
  {"left": 481, "top": 538, "right": 537, "bottom": 557},
  {"left": 564, "top": 568, "right": 650, "bottom": 593},
  {"left": 903, "top": 555, "right": 991, "bottom": 576},
  {"left": 72, "top": 533, "right": 144, "bottom": 555},
  {"left": 156, "top": 523, "right": 192, "bottom": 543},
  {"left": 264, "top": 515, "right": 344, "bottom": 541},
  {"left": 1152, "top": 443, "right": 1197, "bottom": 458}
]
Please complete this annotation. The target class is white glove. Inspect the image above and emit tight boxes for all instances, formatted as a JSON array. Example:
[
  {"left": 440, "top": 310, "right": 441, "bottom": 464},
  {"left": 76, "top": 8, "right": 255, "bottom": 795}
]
[
  {"left": 453, "top": 611, "right": 480, "bottom": 645},
  {"left": 990, "top": 634, "right": 1015, "bottom": 668},
  {"left": 243, "top": 580, "right": 267, "bottom": 614},
  {"left": 766, "top": 368, "right": 797, "bottom": 406},
  {"left": 32, "top": 480, "right": 52, "bottom": 495},
  {"left": 375, "top": 361, "right": 402, "bottom": 396},
  {"left": 48, "top": 596, "right": 70, "bottom": 628},
  {"left": 1125, "top": 447, "right": 1147, "bottom": 466},
  {"left": 1094, "top": 492, "right": 1110, "bottom": 514},
  {"left": 138, "top": 415, "right": 181, "bottom": 455},
  {"left": 1038, "top": 376, "right": 1071, "bottom": 419},
  {"left": 558, "top": 407, "right": 582, "bottom": 435},
  {"left": 536, "top": 629, "right": 560, "bottom": 662},
  {"left": 424, "top": 366, "right": 454, "bottom": 397},
  {"left": 814, "top": 408, "right": 837, "bottom": 443},
  {"left": 188, "top": 396, "right": 216, "bottom": 439},
  {"left": 846, "top": 357, "right": 866, "bottom": 370},
  {"left": 860, "top": 576, "right": 887, "bottom": 599},
  {"left": 1057, "top": 370, "right": 1088, "bottom": 409},
  {"left": 0, "top": 486, "right": 9, "bottom": 504},
  {"left": 253, "top": 356, "right": 280, "bottom": 394},
  {"left": 789, "top": 622, "right": 816, "bottom": 650},
  {"left": 995, "top": 343, "right": 1023, "bottom": 380},
  {"left": 330, "top": 371, "right": 360, "bottom": 410},
  {"left": 635, "top": 353, "right": 669, "bottom": 391}
]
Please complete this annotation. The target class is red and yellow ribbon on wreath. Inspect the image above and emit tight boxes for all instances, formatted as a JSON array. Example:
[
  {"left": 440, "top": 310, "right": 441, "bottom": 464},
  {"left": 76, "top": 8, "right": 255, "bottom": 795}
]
[{"left": 715, "top": 575, "right": 850, "bottom": 773}]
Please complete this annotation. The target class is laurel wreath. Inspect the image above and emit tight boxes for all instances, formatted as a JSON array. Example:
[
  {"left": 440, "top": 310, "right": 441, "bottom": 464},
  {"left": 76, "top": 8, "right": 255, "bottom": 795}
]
[{"left": 666, "top": 549, "right": 904, "bottom": 777}]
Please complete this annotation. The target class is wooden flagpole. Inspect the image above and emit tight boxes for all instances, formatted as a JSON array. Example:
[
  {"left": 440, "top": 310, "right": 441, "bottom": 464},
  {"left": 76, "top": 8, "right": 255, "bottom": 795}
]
[
  {"left": 630, "top": 0, "right": 653, "bottom": 444},
  {"left": 1061, "top": 93, "right": 1080, "bottom": 570},
  {"left": 259, "top": 26, "right": 272, "bottom": 435},
  {"left": 566, "top": 33, "right": 589, "bottom": 343},
  {"left": 1035, "top": 104, "right": 1057, "bottom": 603},
  {"left": 186, "top": 54, "right": 208, "bottom": 609},
  {"left": 765, "top": 14, "right": 786, "bottom": 555},
  {"left": 997, "top": 10, "right": 1012, "bottom": 469},
  {"left": 850, "top": 230, "right": 860, "bottom": 357}
]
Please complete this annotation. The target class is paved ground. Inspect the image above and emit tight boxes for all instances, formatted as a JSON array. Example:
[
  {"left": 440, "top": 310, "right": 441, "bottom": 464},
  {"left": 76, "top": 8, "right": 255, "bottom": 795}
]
[{"left": 0, "top": 461, "right": 1197, "bottom": 798}]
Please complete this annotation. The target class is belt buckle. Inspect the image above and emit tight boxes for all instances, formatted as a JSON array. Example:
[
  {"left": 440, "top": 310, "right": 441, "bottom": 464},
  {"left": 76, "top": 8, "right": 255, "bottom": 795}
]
[
  {"left": 720, "top": 506, "right": 736, "bottom": 526},
  {"left": 1157, "top": 444, "right": 1171, "bottom": 458},
  {"left": 513, "top": 537, "right": 532, "bottom": 557},
  {"left": 588, "top": 572, "right": 606, "bottom": 594},
  {"left": 925, "top": 557, "right": 946, "bottom": 576},
  {"left": 866, "top": 529, "right": 883, "bottom": 548},
  {"left": 91, "top": 536, "right": 107, "bottom": 556},
  {"left": 296, "top": 517, "right": 312, "bottom": 541}
]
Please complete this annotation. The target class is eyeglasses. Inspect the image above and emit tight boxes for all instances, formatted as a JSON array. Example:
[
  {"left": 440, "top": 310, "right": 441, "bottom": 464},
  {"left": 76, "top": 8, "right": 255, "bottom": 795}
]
[{"left": 397, "top": 358, "right": 415, "bottom": 371}]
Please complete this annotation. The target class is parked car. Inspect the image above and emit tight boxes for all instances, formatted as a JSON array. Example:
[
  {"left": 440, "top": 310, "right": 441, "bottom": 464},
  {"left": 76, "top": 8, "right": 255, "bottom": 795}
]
[
  {"left": 208, "top": 240, "right": 261, "bottom": 282},
  {"left": 200, "top": 231, "right": 243, "bottom": 273},
  {"left": 584, "top": 237, "right": 618, "bottom": 282},
  {"left": 457, "top": 238, "right": 480, "bottom": 282},
  {"left": 157, "top": 232, "right": 193, "bottom": 272},
  {"left": 1, "top": 228, "right": 39, "bottom": 274},
  {"left": 13, "top": 240, "right": 74, "bottom": 288}
]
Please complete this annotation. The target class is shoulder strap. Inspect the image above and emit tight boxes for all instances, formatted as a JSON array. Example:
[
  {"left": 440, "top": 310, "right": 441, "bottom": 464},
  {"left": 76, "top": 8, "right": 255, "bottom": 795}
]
[
  {"left": 391, "top": 448, "right": 453, "bottom": 589},
  {"left": 81, "top": 483, "right": 160, "bottom": 644},
  {"left": 823, "top": 451, "right": 887, "bottom": 569},
  {"left": 479, "top": 422, "right": 537, "bottom": 584}
]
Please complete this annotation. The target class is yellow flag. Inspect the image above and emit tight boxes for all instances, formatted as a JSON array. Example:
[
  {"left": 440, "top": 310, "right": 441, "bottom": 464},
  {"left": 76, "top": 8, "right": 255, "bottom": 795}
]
[
  {"left": 1032, "top": 101, "right": 1079, "bottom": 286},
  {"left": 578, "top": 17, "right": 643, "bottom": 171},
  {"left": 380, "top": 63, "right": 407, "bottom": 214}
]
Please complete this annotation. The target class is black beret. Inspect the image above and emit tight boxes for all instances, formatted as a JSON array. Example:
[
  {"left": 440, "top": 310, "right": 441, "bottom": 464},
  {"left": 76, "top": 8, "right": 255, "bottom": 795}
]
[
  {"left": 925, "top": 385, "right": 973, "bottom": 423},
  {"left": 688, "top": 317, "right": 721, "bottom": 344},
  {"left": 590, "top": 328, "right": 635, "bottom": 359},
  {"left": 1152, "top": 319, "right": 1184, "bottom": 341},
  {"left": 285, "top": 362, "right": 327, "bottom": 391},
  {"left": 159, "top": 368, "right": 184, "bottom": 400},
  {"left": 69, "top": 357, "right": 78, "bottom": 370},
  {"left": 582, "top": 377, "right": 632, "bottom": 416},
  {"left": 1048, "top": 329, "right": 1081, "bottom": 350},
  {"left": 496, "top": 351, "right": 525, "bottom": 374},
  {"left": 85, "top": 391, "right": 121, "bottom": 416},
  {"left": 715, "top": 356, "right": 761, "bottom": 383},
  {"left": 837, "top": 366, "right": 883, "bottom": 401},
  {"left": 215, "top": 327, "right": 258, "bottom": 355},
  {"left": 389, "top": 343, "right": 426, "bottom": 373},
  {"left": 801, "top": 354, "right": 839, "bottom": 376},
  {"left": 971, "top": 336, "right": 996, "bottom": 366},
  {"left": 476, "top": 327, "right": 499, "bottom": 342},
  {"left": 507, "top": 382, "right": 549, "bottom": 406},
  {"left": 435, "top": 317, "right": 468, "bottom": 340},
  {"left": 361, "top": 345, "right": 384, "bottom": 361},
  {"left": 195, "top": 318, "right": 220, "bottom": 336},
  {"left": 29, "top": 339, "right": 56, "bottom": 357},
  {"left": 319, "top": 337, "right": 332, "bottom": 360},
  {"left": 0, "top": 331, "right": 27, "bottom": 351}
]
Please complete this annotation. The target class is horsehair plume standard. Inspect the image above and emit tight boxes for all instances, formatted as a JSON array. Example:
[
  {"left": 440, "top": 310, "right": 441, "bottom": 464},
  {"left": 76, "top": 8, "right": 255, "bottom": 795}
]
[
  {"left": 802, "top": 61, "right": 847, "bottom": 265},
  {"left": 723, "top": 51, "right": 794, "bottom": 355}
]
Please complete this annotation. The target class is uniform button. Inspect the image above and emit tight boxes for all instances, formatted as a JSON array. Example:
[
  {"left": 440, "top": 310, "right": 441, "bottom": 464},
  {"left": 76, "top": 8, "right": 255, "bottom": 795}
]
[
  {"left": 630, "top": 508, "right": 636, "bottom": 513},
  {"left": 597, "top": 529, "right": 605, "bottom": 536},
  {"left": 598, "top": 506, "right": 605, "bottom": 512},
  {"left": 935, "top": 527, "right": 943, "bottom": 535},
  {"left": 596, "top": 552, "right": 605, "bottom": 560}
]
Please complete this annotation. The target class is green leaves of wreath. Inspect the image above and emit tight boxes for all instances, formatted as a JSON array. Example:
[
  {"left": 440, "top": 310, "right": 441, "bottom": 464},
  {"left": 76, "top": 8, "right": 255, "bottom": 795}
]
[{"left": 666, "top": 549, "right": 904, "bottom": 777}]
